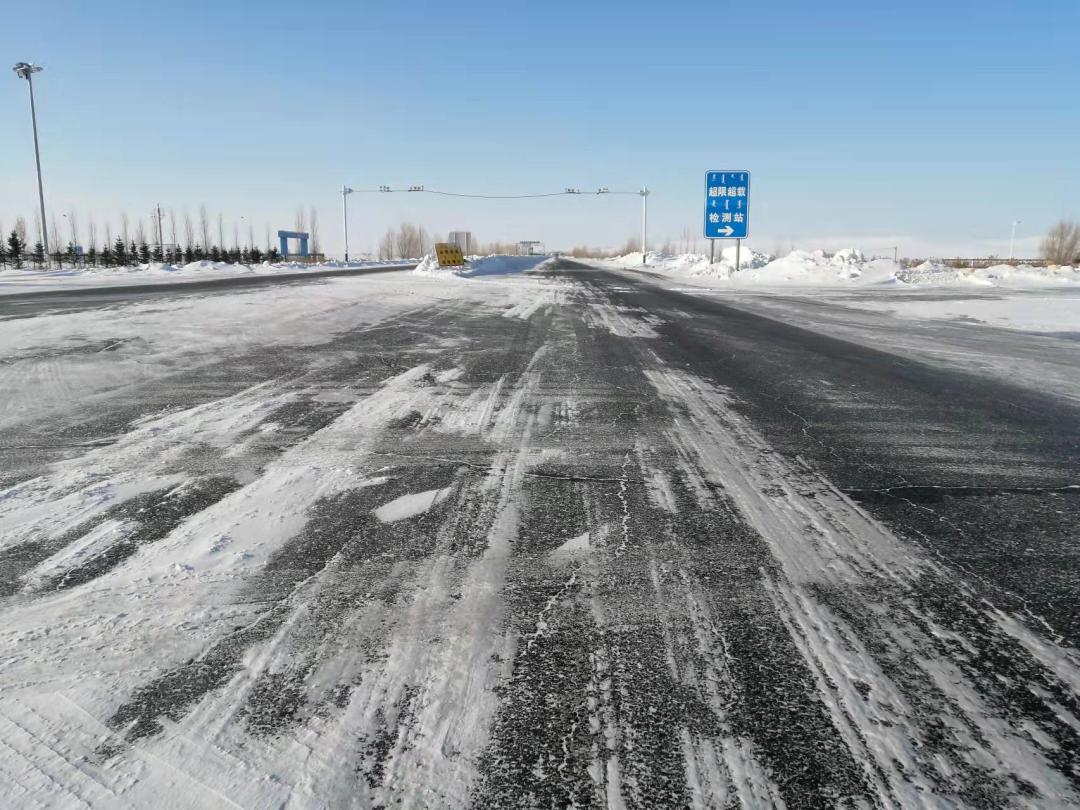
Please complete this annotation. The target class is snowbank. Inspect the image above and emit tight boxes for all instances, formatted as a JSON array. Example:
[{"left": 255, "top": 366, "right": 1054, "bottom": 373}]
[
  {"left": 734, "top": 250, "right": 900, "bottom": 286},
  {"left": 0, "top": 259, "right": 413, "bottom": 296},
  {"left": 605, "top": 249, "right": 1079, "bottom": 289},
  {"left": 896, "top": 261, "right": 1080, "bottom": 288},
  {"left": 610, "top": 248, "right": 769, "bottom": 280},
  {"left": 413, "top": 254, "right": 551, "bottom": 278}
]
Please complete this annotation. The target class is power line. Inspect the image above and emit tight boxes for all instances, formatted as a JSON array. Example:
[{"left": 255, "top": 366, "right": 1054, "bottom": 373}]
[
  {"left": 343, "top": 186, "right": 644, "bottom": 199},
  {"left": 425, "top": 189, "right": 574, "bottom": 199},
  {"left": 340, "top": 184, "right": 650, "bottom": 264}
]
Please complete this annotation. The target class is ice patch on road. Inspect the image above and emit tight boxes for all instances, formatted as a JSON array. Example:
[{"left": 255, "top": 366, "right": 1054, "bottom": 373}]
[
  {"left": 550, "top": 528, "right": 602, "bottom": 560},
  {"left": 583, "top": 301, "right": 662, "bottom": 338},
  {"left": 554, "top": 531, "right": 590, "bottom": 554},
  {"left": 372, "top": 487, "right": 453, "bottom": 523}
]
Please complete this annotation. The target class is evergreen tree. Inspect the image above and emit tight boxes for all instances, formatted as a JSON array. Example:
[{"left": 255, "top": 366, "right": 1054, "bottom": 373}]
[
  {"left": 151, "top": 243, "right": 164, "bottom": 262},
  {"left": 267, "top": 247, "right": 281, "bottom": 262},
  {"left": 138, "top": 241, "right": 151, "bottom": 264},
  {"left": 100, "top": 245, "right": 113, "bottom": 266},
  {"left": 87, "top": 246, "right": 98, "bottom": 267},
  {"left": 32, "top": 241, "right": 45, "bottom": 266},
  {"left": 114, "top": 237, "right": 127, "bottom": 266},
  {"left": 249, "top": 246, "right": 263, "bottom": 263},
  {"left": 183, "top": 245, "right": 194, "bottom": 263},
  {"left": 209, "top": 246, "right": 221, "bottom": 262},
  {"left": 8, "top": 229, "right": 26, "bottom": 267}
]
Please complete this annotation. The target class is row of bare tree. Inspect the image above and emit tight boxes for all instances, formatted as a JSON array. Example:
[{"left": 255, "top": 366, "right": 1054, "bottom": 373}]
[
  {"left": 375, "top": 224, "right": 562, "bottom": 259},
  {"left": 1042, "top": 220, "right": 1080, "bottom": 265},
  {"left": 377, "top": 223, "right": 431, "bottom": 259},
  {"left": 0, "top": 205, "right": 323, "bottom": 268}
]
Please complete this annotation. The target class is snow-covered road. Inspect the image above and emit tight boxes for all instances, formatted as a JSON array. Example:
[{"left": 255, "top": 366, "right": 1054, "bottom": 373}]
[{"left": 2, "top": 262, "right": 1079, "bottom": 808}]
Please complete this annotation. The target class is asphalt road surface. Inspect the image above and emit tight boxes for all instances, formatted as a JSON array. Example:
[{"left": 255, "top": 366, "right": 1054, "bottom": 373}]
[{"left": 2, "top": 260, "right": 1079, "bottom": 808}]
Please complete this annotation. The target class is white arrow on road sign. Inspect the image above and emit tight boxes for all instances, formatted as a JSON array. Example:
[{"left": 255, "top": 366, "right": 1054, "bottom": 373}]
[{"left": 716, "top": 225, "right": 734, "bottom": 236}]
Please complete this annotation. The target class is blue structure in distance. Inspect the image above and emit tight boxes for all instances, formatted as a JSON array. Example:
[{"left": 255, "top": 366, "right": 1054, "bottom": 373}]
[
  {"left": 278, "top": 230, "right": 310, "bottom": 257},
  {"left": 704, "top": 171, "right": 750, "bottom": 239}
]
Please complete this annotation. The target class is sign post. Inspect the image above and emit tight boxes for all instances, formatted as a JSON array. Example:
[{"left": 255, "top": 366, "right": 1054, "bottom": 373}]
[{"left": 704, "top": 170, "right": 750, "bottom": 271}]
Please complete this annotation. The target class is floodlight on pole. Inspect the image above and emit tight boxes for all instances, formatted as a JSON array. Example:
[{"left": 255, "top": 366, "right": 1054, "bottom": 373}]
[
  {"left": 13, "top": 62, "right": 49, "bottom": 259},
  {"left": 641, "top": 186, "right": 649, "bottom": 264},
  {"left": 342, "top": 186, "right": 354, "bottom": 262},
  {"left": 1009, "top": 219, "right": 1021, "bottom": 261}
]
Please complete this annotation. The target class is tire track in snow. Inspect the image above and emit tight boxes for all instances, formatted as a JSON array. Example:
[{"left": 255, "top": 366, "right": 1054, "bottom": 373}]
[
  {"left": 473, "top": 287, "right": 871, "bottom": 809},
  {"left": 644, "top": 365, "right": 1080, "bottom": 806}
]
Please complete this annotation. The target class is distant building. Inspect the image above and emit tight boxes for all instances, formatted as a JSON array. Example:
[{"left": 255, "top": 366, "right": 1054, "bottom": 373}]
[
  {"left": 518, "top": 240, "right": 544, "bottom": 256},
  {"left": 448, "top": 231, "right": 474, "bottom": 254}
]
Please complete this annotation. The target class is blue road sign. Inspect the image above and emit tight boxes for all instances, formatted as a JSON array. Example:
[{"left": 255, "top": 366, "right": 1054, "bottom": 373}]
[{"left": 704, "top": 170, "right": 750, "bottom": 239}]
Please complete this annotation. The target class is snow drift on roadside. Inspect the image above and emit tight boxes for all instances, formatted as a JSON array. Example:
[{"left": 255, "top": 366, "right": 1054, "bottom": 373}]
[
  {"left": 896, "top": 262, "right": 1080, "bottom": 288},
  {"left": 730, "top": 249, "right": 902, "bottom": 285},
  {"left": 610, "top": 248, "right": 769, "bottom": 280},
  {"left": 413, "top": 254, "right": 551, "bottom": 278},
  {"left": 608, "top": 250, "right": 1079, "bottom": 289}
]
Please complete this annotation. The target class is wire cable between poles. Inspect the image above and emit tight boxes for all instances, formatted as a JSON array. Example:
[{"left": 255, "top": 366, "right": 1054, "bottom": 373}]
[{"left": 344, "top": 188, "right": 644, "bottom": 198}]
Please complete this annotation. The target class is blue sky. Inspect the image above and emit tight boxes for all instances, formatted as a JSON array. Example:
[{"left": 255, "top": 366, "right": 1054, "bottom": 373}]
[{"left": 2, "top": 0, "right": 1078, "bottom": 258}]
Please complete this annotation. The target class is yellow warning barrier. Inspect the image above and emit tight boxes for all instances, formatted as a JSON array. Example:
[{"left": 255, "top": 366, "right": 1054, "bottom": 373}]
[{"left": 435, "top": 243, "right": 465, "bottom": 267}]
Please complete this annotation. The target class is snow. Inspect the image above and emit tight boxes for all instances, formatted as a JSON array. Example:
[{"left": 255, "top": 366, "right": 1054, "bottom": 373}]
[
  {"left": 601, "top": 250, "right": 1080, "bottom": 333},
  {"left": 0, "top": 273, "right": 562, "bottom": 806},
  {"left": 609, "top": 247, "right": 770, "bottom": 279},
  {"left": 413, "top": 253, "right": 552, "bottom": 277},
  {"left": 551, "top": 530, "right": 592, "bottom": 557},
  {"left": 2, "top": 259, "right": 1079, "bottom": 805},
  {"left": 645, "top": 366, "right": 1080, "bottom": 806},
  {"left": 373, "top": 487, "right": 454, "bottom": 523},
  {"left": 606, "top": 249, "right": 1080, "bottom": 290},
  {"left": 896, "top": 261, "right": 1080, "bottom": 288},
  {"left": 0, "top": 259, "right": 413, "bottom": 296},
  {"left": 832, "top": 289, "right": 1080, "bottom": 334}
]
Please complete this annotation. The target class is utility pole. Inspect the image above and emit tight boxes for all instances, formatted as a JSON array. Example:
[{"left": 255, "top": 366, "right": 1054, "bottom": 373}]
[
  {"left": 13, "top": 63, "right": 48, "bottom": 258},
  {"left": 640, "top": 186, "right": 649, "bottom": 264},
  {"left": 342, "top": 186, "right": 353, "bottom": 262},
  {"left": 1009, "top": 220, "right": 1021, "bottom": 261},
  {"left": 155, "top": 204, "right": 165, "bottom": 258}
]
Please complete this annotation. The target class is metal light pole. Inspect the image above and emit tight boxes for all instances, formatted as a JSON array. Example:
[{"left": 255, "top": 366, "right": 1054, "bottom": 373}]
[
  {"left": 1009, "top": 220, "right": 1021, "bottom": 261},
  {"left": 342, "top": 186, "right": 353, "bottom": 262},
  {"left": 640, "top": 186, "right": 649, "bottom": 264},
  {"left": 62, "top": 212, "right": 75, "bottom": 248},
  {"left": 13, "top": 62, "right": 48, "bottom": 258},
  {"left": 155, "top": 205, "right": 166, "bottom": 259}
]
